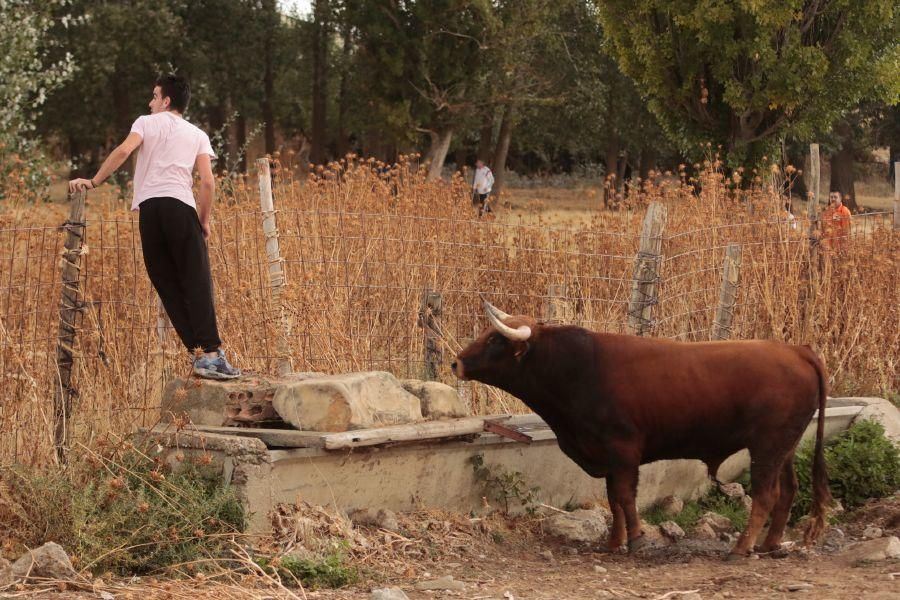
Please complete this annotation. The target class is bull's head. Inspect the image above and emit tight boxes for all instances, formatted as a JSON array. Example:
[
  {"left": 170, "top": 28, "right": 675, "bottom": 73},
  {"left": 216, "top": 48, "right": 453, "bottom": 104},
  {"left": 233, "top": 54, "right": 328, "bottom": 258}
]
[{"left": 452, "top": 300, "right": 538, "bottom": 386}]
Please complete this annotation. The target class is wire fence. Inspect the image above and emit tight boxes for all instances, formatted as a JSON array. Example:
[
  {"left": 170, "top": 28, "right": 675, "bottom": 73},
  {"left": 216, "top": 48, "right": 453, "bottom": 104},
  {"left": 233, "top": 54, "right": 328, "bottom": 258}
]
[{"left": 1, "top": 164, "right": 897, "bottom": 465}]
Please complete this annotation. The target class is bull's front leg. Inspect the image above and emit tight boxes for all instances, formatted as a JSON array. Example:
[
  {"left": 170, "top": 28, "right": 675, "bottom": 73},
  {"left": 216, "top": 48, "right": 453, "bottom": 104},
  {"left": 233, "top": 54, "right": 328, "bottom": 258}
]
[
  {"left": 604, "top": 475, "right": 627, "bottom": 551},
  {"left": 608, "top": 464, "right": 648, "bottom": 552}
]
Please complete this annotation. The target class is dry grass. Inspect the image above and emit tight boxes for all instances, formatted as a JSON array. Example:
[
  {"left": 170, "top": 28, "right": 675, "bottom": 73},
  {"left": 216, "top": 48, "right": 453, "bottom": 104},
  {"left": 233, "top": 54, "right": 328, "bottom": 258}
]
[{"left": 0, "top": 155, "right": 897, "bottom": 465}]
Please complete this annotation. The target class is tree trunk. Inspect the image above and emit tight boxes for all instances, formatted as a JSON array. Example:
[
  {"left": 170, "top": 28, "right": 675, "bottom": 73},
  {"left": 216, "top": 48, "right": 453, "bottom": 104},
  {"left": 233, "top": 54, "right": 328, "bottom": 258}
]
[
  {"left": 492, "top": 106, "right": 515, "bottom": 198},
  {"left": 236, "top": 113, "right": 247, "bottom": 173},
  {"left": 262, "top": 0, "right": 277, "bottom": 154},
  {"left": 426, "top": 128, "right": 453, "bottom": 181},
  {"left": 604, "top": 138, "right": 619, "bottom": 209},
  {"left": 112, "top": 71, "right": 133, "bottom": 177},
  {"left": 311, "top": 0, "right": 330, "bottom": 165},
  {"left": 638, "top": 147, "right": 656, "bottom": 182},
  {"left": 336, "top": 18, "right": 352, "bottom": 158},
  {"left": 830, "top": 121, "right": 858, "bottom": 211},
  {"left": 208, "top": 103, "right": 227, "bottom": 174},
  {"left": 477, "top": 112, "right": 494, "bottom": 163}
]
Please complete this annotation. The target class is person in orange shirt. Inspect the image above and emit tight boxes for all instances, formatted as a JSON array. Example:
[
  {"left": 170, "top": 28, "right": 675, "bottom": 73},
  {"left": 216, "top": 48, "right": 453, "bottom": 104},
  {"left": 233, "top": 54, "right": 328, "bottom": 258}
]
[{"left": 822, "top": 191, "right": 851, "bottom": 250}]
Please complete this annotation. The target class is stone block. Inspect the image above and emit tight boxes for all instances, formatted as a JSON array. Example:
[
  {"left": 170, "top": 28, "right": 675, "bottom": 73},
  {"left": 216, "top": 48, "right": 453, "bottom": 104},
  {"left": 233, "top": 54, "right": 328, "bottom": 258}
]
[
  {"left": 545, "top": 509, "right": 609, "bottom": 544},
  {"left": 401, "top": 380, "right": 468, "bottom": 419},
  {"left": 11, "top": 542, "right": 76, "bottom": 581},
  {"left": 273, "top": 371, "right": 423, "bottom": 431},
  {"left": 839, "top": 536, "right": 900, "bottom": 563},
  {"left": 161, "top": 375, "right": 286, "bottom": 427}
]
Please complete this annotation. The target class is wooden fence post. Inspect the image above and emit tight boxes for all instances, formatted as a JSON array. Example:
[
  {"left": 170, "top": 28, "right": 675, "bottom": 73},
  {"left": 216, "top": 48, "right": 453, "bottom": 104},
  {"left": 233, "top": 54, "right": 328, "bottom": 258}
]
[
  {"left": 710, "top": 243, "right": 742, "bottom": 341},
  {"left": 418, "top": 290, "right": 442, "bottom": 380},
  {"left": 628, "top": 202, "right": 667, "bottom": 336},
  {"left": 808, "top": 143, "right": 820, "bottom": 248},
  {"left": 54, "top": 189, "right": 86, "bottom": 463},
  {"left": 542, "top": 283, "right": 573, "bottom": 325},
  {"left": 894, "top": 161, "right": 899, "bottom": 231},
  {"left": 257, "top": 157, "right": 292, "bottom": 376}
]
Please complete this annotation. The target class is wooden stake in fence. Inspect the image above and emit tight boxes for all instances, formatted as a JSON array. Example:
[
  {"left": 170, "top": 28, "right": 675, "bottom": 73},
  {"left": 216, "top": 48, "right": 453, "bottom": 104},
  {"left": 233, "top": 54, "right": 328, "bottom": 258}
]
[
  {"left": 807, "top": 143, "right": 821, "bottom": 247},
  {"left": 542, "top": 283, "right": 573, "bottom": 325},
  {"left": 54, "top": 189, "right": 86, "bottom": 463},
  {"left": 710, "top": 243, "right": 742, "bottom": 341},
  {"left": 418, "top": 290, "right": 442, "bottom": 380},
  {"left": 628, "top": 202, "right": 667, "bottom": 336},
  {"left": 257, "top": 157, "right": 292, "bottom": 376},
  {"left": 894, "top": 161, "right": 899, "bottom": 231}
]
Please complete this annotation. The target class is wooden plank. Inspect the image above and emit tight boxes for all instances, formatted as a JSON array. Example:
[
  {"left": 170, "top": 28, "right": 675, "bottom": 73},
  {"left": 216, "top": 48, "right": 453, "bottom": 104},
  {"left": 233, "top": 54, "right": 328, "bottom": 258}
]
[
  {"left": 167, "top": 424, "right": 328, "bottom": 448},
  {"left": 322, "top": 416, "right": 512, "bottom": 450},
  {"left": 484, "top": 419, "right": 533, "bottom": 443}
]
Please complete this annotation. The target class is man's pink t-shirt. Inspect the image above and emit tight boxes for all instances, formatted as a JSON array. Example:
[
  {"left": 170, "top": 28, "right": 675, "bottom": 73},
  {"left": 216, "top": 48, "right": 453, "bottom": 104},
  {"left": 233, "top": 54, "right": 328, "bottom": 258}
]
[{"left": 129, "top": 111, "right": 216, "bottom": 211}]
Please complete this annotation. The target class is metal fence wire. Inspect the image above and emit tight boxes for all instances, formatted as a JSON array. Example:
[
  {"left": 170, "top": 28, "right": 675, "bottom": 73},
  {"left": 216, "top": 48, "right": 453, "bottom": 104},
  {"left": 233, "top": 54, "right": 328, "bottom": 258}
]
[{"left": 0, "top": 170, "right": 897, "bottom": 464}]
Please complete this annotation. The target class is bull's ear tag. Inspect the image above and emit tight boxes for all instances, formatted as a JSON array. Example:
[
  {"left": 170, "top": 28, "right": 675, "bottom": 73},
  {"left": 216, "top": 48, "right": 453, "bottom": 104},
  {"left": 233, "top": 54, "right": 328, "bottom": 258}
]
[{"left": 514, "top": 341, "right": 531, "bottom": 361}]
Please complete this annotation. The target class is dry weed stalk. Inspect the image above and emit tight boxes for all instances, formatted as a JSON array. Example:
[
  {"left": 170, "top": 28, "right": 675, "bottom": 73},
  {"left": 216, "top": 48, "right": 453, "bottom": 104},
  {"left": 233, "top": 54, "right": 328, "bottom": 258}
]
[{"left": 0, "top": 155, "right": 896, "bottom": 464}]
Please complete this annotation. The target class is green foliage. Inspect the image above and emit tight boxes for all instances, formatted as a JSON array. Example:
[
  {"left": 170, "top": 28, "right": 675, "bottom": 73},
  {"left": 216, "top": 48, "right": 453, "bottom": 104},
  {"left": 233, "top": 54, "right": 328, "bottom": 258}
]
[
  {"left": 598, "top": 0, "right": 900, "bottom": 166},
  {"left": 470, "top": 453, "right": 541, "bottom": 515},
  {"left": 793, "top": 419, "right": 900, "bottom": 522},
  {"left": 255, "top": 550, "right": 358, "bottom": 589},
  {"left": 0, "top": 441, "right": 245, "bottom": 574},
  {"left": 643, "top": 487, "right": 749, "bottom": 532}
]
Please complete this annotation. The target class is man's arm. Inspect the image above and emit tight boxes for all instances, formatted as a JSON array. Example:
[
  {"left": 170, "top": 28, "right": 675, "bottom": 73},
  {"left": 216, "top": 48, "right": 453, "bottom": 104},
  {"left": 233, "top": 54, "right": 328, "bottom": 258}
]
[
  {"left": 195, "top": 153, "right": 215, "bottom": 240},
  {"left": 67, "top": 132, "right": 143, "bottom": 192}
]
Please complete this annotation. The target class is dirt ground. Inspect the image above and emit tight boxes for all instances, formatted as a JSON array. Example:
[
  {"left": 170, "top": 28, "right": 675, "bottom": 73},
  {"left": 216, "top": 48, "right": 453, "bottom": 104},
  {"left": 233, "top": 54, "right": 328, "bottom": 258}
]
[{"left": 9, "top": 497, "right": 899, "bottom": 600}]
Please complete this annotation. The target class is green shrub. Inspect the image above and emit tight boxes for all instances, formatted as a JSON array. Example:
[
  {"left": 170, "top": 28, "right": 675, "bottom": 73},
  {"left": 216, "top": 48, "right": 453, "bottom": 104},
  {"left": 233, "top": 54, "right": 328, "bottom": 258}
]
[
  {"left": 793, "top": 419, "right": 900, "bottom": 522},
  {"left": 0, "top": 441, "right": 245, "bottom": 574},
  {"left": 470, "top": 453, "right": 541, "bottom": 515},
  {"left": 643, "top": 487, "right": 748, "bottom": 531},
  {"left": 256, "top": 550, "right": 359, "bottom": 588}
]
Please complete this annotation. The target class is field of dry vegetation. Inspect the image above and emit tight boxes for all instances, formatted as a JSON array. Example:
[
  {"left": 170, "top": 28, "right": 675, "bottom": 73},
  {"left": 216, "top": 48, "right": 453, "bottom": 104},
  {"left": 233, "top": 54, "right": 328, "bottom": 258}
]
[{"left": 0, "top": 155, "right": 897, "bottom": 465}]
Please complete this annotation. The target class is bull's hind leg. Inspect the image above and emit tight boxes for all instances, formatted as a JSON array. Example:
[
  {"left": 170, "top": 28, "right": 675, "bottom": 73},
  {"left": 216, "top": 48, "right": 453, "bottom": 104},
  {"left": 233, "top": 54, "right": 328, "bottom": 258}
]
[
  {"left": 757, "top": 455, "right": 798, "bottom": 554},
  {"left": 729, "top": 454, "right": 781, "bottom": 559}
]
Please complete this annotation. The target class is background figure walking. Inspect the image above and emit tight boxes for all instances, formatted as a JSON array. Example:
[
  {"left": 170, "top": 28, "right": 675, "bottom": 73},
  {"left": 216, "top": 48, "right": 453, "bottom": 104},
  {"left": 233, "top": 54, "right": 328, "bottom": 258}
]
[{"left": 472, "top": 159, "right": 494, "bottom": 217}]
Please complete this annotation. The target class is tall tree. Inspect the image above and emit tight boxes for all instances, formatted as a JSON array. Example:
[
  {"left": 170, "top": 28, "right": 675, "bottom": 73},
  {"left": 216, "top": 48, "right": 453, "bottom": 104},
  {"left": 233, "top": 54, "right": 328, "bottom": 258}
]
[
  {"left": 310, "top": 0, "right": 331, "bottom": 164},
  {"left": 598, "top": 0, "right": 899, "bottom": 167}
]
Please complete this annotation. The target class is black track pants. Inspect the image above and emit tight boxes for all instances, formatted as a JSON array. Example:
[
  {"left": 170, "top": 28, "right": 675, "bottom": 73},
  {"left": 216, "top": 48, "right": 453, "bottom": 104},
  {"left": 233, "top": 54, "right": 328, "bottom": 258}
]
[{"left": 138, "top": 197, "right": 221, "bottom": 353}]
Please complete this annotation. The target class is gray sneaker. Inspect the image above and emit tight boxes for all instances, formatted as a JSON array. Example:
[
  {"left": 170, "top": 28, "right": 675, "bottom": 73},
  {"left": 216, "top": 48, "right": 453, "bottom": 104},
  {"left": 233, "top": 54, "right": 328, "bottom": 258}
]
[{"left": 193, "top": 350, "right": 241, "bottom": 380}]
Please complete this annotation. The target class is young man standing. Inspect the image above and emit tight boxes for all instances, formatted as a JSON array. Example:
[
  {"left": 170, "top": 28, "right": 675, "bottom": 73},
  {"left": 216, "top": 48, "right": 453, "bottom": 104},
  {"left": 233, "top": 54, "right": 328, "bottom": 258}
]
[
  {"left": 68, "top": 74, "right": 240, "bottom": 379},
  {"left": 472, "top": 159, "right": 494, "bottom": 216}
]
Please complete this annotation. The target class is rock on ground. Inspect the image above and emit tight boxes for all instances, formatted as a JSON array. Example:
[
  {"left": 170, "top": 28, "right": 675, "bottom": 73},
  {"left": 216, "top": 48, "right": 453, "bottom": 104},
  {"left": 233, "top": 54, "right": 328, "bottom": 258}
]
[
  {"left": 691, "top": 522, "right": 718, "bottom": 541},
  {"left": 697, "top": 511, "right": 733, "bottom": 534},
  {"left": 10, "top": 542, "right": 76, "bottom": 581},
  {"left": 401, "top": 380, "right": 467, "bottom": 419},
  {"left": 545, "top": 509, "right": 609, "bottom": 544},
  {"left": 273, "top": 371, "right": 423, "bottom": 431},
  {"left": 371, "top": 587, "right": 410, "bottom": 600},
  {"left": 657, "top": 495, "right": 684, "bottom": 516},
  {"left": 839, "top": 536, "right": 900, "bottom": 563},
  {"left": 862, "top": 525, "right": 883, "bottom": 539},
  {"left": 659, "top": 520, "right": 686, "bottom": 540},
  {"left": 718, "top": 482, "right": 744, "bottom": 498},
  {"left": 0, "top": 557, "right": 13, "bottom": 587},
  {"left": 348, "top": 508, "right": 401, "bottom": 532},
  {"left": 414, "top": 575, "right": 466, "bottom": 591}
]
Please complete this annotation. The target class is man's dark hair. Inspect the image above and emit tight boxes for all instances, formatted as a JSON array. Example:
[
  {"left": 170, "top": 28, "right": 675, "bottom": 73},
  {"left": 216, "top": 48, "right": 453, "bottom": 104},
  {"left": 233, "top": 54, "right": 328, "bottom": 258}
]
[{"left": 155, "top": 74, "right": 190, "bottom": 113}]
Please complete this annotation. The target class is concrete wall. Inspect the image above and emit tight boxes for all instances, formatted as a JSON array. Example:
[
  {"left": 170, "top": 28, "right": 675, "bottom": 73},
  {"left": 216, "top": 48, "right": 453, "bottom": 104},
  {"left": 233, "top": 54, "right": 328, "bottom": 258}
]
[{"left": 146, "top": 403, "right": 868, "bottom": 534}]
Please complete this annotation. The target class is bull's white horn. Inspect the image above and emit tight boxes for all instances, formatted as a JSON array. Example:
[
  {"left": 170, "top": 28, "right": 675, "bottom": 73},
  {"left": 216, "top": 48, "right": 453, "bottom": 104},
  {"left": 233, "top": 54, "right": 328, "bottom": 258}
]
[
  {"left": 484, "top": 302, "right": 532, "bottom": 341},
  {"left": 483, "top": 299, "right": 514, "bottom": 321}
]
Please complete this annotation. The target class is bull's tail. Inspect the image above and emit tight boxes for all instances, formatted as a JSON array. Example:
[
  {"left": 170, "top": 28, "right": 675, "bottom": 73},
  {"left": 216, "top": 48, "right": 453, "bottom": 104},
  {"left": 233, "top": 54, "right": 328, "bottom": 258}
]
[{"left": 803, "top": 347, "right": 832, "bottom": 546}]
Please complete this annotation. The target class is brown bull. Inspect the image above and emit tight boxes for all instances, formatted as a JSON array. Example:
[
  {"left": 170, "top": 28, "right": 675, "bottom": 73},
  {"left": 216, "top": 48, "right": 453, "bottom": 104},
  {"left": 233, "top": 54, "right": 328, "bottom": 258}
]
[{"left": 452, "top": 301, "right": 831, "bottom": 558}]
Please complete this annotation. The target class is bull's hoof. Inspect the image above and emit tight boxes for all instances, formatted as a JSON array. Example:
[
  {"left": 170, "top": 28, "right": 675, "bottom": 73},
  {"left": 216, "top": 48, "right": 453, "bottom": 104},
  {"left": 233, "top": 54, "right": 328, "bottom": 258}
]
[
  {"left": 755, "top": 545, "right": 790, "bottom": 559},
  {"left": 627, "top": 534, "right": 653, "bottom": 553},
  {"left": 725, "top": 551, "right": 750, "bottom": 562}
]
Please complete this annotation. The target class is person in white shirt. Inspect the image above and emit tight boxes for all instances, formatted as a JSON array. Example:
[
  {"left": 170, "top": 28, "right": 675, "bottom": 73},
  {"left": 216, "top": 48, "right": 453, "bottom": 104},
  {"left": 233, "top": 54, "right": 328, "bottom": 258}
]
[
  {"left": 472, "top": 159, "right": 494, "bottom": 216},
  {"left": 68, "top": 75, "right": 240, "bottom": 380}
]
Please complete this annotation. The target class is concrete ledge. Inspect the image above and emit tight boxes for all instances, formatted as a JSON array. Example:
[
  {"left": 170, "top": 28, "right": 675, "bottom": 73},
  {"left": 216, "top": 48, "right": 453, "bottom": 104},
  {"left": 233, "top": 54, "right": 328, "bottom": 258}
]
[{"left": 145, "top": 403, "right": 870, "bottom": 534}]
